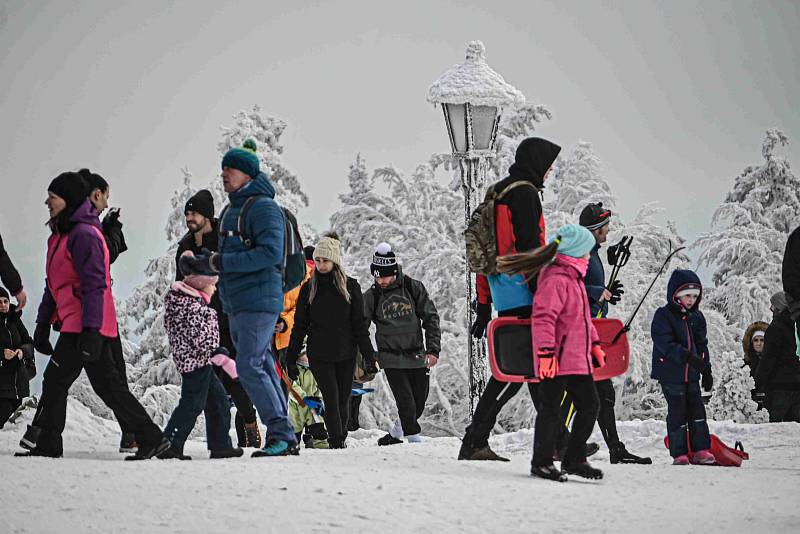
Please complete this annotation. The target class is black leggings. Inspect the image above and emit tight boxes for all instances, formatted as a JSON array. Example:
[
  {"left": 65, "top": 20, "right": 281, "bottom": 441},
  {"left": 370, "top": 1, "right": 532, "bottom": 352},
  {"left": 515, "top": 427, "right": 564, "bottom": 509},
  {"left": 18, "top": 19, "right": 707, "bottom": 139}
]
[
  {"left": 562, "top": 378, "right": 620, "bottom": 448},
  {"left": 310, "top": 359, "right": 355, "bottom": 441}
]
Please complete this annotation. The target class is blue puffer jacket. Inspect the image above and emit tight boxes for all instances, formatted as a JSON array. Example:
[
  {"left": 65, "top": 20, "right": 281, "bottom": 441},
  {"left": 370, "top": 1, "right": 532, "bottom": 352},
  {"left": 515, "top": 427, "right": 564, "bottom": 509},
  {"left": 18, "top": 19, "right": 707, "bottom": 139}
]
[
  {"left": 650, "top": 270, "right": 709, "bottom": 384},
  {"left": 217, "top": 172, "right": 285, "bottom": 315},
  {"left": 585, "top": 243, "right": 608, "bottom": 318}
]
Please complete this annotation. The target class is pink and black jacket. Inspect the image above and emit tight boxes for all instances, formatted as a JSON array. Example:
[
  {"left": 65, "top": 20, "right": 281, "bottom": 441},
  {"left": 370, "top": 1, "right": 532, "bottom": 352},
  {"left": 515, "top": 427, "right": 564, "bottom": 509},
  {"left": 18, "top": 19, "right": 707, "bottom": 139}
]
[
  {"left": 163, "top": 282, "right": 220, "bottom": 375},
  {"left": 36, "top": 199, "right": 118, "bottom": 338},
  {"left": 650, "top": 269, "right": 709, "bottom": 384}
]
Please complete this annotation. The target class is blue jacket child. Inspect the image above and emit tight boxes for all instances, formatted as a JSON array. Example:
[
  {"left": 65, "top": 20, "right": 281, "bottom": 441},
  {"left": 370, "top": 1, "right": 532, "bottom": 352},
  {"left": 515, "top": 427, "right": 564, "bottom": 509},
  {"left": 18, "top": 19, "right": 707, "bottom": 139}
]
[{"left": 650, "top": 269, "right": 715, "bottom": 464}]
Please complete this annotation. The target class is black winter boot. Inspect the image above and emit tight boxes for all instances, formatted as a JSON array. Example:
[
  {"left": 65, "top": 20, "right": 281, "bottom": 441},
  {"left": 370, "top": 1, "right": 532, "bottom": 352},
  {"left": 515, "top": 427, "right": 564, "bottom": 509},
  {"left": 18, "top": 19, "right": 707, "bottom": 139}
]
[
  {"left": 14, "top": 448, "right": 62, "bottom": 458},
  {"left": 158, "top": 446, "right": 192, "bottom": 460},
  {"left": 378, "top": 433, "right": 403, "bottom": 446},
  {"left": 125, "top": 437, "right": 171, "bottom": 461},
  {"left": 119, "top": 432, "right": 138, "bottom": 453},
  {"left": 209, "top": 448, "right": 244, "bottom": 459},
  {"left": 19, "top": 424, "right": 41, "bottom": 450},
  {"left": 609, "top": 443, "right": 652, "bottom": 465},
  {"left": 466, "top": 445, "right": 510, "bottom": 462},
  {"left": 530, "top": 464, "right": 567, "bottom": 482},
  {"left": 561, "top": 461, "right": 604, "bottom": 480}
]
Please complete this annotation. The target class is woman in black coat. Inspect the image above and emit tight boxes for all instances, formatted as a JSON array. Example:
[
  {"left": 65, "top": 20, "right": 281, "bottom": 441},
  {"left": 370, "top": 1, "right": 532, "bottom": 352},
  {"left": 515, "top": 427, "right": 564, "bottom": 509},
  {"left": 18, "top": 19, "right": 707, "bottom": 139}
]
[
  {"left": 286, "top": 233, "right": 378, "bottom": 448},
  {"left": 0, "top": 287, "right": 35, "bottom": 428}
]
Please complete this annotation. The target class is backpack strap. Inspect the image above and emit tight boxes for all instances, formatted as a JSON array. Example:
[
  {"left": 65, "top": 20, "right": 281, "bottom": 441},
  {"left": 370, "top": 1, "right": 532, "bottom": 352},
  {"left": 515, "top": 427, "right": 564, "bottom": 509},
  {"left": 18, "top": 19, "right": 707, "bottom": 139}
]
[
  {"left": 495, "top": 180, "right": 536, "bottom": 200},
  {"left": 219, "top": 195, "right": 263, "bottom": 249}
]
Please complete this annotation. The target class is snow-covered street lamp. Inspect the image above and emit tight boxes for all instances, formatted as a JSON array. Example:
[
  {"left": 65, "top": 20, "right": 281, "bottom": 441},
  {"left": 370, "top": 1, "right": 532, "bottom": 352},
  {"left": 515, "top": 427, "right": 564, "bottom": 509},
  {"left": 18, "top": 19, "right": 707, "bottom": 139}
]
[{"left": 428, "top": 41, "right": 524, "bottom": 414}]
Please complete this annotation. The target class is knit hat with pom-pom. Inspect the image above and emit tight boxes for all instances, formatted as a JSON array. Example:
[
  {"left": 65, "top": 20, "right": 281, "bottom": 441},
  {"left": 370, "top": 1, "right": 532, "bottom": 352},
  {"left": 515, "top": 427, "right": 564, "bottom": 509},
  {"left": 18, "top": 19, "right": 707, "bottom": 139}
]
[
  {"left": 371, "top": 242, "right": 398, "bottom": 278},
  {"left": 221, "top": 138, "right": 260, "bottom": 178}
]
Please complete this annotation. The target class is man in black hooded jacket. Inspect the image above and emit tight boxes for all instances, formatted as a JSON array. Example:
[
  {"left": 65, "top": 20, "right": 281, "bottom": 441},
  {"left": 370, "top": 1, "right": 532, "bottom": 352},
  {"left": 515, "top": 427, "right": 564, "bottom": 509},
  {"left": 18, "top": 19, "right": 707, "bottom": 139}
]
[
  {"left": 0, "top": 233, "right": 27, "bottom": 310},
  {"left": 460, "top": 137, "right": 575, "bottom": 462}
]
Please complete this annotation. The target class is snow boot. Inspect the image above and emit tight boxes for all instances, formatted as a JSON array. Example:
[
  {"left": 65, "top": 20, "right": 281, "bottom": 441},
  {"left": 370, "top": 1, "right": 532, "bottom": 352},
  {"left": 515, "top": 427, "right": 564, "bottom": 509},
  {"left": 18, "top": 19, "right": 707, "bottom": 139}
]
[
  {"left": 125, "top": 437, "right": 171, "bottom": 461},
  {"left": 458, "top": 431, "right": 474, "bottom": 460},
  {"left": 609, "top": 443, "right": 652, "bottom": 465},
  {"left": 158, "top": 446, "right": 192, "bottom": 460},
  {"left": 378, "top": 433, "right": 403, "bottom": 446},
  {"left": 19, "top": 424, "right": 41, "bottom": 450},
  {"left": 119, "top": 433, "right": 138, "bottom": 454},
  {"left": 210, "top": 447, "right": 244, "bottom": 459},
  {"left": 252, "top": 439, "right": 300, "bottom": 457},
  {"left": 14, "top": 448, "right": 61, "bottom": 458},
  {"left": 328, "top": 437, "right": 348, "bottom": 449},
  {"left": 466, "top": 445, "right": 510, "bottom": 462},
  {"left": 530, "top": 464, "right": 568, "bottom": 482},
  {"left": 561, "top": 461, "right": 604, "bottom": 480},
  {"left": 244, "top": 421, "right": 262, "bottom": 449},
  {"left": 554, "top": 441, "right": 600, "bottom": 462},
  {"left": 690, "top": 450, "right": 716, "bottom": 465},
  {"left": 672, "top": 455, "right": 690, "bottom": 465}
]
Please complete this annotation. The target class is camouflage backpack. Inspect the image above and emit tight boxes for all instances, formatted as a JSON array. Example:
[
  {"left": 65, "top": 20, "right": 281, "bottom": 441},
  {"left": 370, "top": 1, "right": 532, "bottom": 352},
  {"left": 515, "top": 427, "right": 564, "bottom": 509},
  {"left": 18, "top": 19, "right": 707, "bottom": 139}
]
[{"left": 464, "top": 181, "right": 536, "bottom": 275}]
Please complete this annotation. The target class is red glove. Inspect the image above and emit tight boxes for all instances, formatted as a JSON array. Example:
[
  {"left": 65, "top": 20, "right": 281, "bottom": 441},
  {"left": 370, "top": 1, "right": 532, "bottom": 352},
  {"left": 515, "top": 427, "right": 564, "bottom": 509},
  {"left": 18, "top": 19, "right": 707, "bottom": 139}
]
[
  {"left": 537, "top": 350, "right": 558, "bottom": 379},
  {"left": 591, "top": 344, "right": 606, "bottom": 369}
]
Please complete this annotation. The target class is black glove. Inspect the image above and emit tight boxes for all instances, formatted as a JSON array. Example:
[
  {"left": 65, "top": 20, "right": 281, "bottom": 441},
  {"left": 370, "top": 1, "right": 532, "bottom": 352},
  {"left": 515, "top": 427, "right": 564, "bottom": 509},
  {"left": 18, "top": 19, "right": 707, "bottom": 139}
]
[
  {"left": 683, "top": 350, "right": 709, "bottom": 372},
  {"left": 607, "top": 280, "right": 624, "bottom": 305},
  {"left": 470, "top": 302, "right": 492, "bottom": 339},
  {"left": 78, "top": 329, "right": 104, "bottom": 363},
  {"left": 363, "top": 357, "right": 379, "bottom": 375},
  {"left": 701, "top": 369, "right": 713, "bottom": 392},
  {"left": 33, "top": 323, "right": 54, "bottom": 355},
  {"left": 102, "top": 208, "right": 122, "bottom": 229},
  {"left": 286, "top": 361, "right": 299, "bottom": 382}
]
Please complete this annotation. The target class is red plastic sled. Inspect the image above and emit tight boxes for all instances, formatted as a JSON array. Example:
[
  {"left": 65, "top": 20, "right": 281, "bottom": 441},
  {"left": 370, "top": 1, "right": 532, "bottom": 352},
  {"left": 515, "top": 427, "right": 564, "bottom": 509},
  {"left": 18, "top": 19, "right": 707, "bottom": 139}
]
[
  {"left": 663, "top": 434, "right": 750, "bottom": 467},
  {"left": 486, "top": 317, "right": 630, "bottom": 383}
]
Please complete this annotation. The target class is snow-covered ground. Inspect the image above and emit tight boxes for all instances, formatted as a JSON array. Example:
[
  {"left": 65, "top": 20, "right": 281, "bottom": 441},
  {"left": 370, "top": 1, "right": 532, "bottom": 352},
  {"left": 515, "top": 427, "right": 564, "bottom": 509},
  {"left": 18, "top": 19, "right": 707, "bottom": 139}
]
[{"left": 2, "top": 399, "right": 799, "bottom": 534}]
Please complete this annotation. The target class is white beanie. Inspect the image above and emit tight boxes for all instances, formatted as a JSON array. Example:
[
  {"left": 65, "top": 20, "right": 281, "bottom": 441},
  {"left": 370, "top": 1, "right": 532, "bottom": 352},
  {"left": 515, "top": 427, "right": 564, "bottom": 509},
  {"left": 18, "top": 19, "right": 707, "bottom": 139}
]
[
  {"left": 675, "top": 288, "right": 701, "bottom": 299},
  {"left": 313, "top": 236, "right": 343, "bottom": 268}
]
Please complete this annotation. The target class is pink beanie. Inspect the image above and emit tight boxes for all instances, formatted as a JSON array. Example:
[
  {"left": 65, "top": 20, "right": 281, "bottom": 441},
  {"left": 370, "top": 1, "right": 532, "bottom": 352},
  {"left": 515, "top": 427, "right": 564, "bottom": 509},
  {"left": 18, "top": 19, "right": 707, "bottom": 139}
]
[{"left": 180, "top": 251, "right": 219, "bottom": 290}]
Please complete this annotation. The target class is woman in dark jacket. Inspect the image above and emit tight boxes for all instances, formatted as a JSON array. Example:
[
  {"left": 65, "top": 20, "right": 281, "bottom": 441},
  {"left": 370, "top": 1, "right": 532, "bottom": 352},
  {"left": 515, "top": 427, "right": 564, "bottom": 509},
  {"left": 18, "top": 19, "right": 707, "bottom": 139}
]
[
  {"left": 742, "top": 321, "right": 768, "bottom": 380},
  {"left": 286, "top": 233, "right": 378, "bottom": 448},
  {"left": 0, "top": 287, "right": 35, "bottom": 428},
  {"left": 756, "top": 292, "right": 800, "bottom": 422}
]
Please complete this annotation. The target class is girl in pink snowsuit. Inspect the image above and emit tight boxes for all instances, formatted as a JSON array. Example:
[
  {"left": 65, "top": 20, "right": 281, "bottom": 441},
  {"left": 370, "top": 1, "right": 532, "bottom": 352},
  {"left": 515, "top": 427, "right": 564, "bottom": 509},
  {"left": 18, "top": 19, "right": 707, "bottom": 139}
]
[{"left": 498, "top": 224, "right": 605, "bottom": 481}]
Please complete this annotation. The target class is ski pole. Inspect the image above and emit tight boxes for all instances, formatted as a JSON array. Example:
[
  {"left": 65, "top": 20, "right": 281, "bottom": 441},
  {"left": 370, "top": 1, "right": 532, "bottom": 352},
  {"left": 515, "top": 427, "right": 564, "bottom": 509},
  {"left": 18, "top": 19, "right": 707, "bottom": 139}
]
[
  {"left": 596, "top": 236, "right": 634, "bottom": 318},
  {"left": 612, "top": 243, "right": 685, "bottom": 344}
]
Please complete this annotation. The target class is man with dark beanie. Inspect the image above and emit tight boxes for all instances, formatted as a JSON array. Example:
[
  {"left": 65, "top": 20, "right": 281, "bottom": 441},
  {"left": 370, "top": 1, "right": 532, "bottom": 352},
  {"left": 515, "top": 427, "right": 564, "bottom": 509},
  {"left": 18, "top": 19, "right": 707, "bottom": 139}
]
[
  {"left": 19, "top": 172, "right": 167, "bottom": 459},
  {"left": 461, "top": 137, "right": 568, "bottom": 461},
  {"left": 0, "top": 234, "right": 27, "bottom": 310},
  {"left": 175, "top": 189, "right": 260, "bottom": 449},
  {"left": 364, "top": 243, "right": 441, "bottom": 445},
  {"left": 564, "top": 202, "right": 651, "bottom": 464}
]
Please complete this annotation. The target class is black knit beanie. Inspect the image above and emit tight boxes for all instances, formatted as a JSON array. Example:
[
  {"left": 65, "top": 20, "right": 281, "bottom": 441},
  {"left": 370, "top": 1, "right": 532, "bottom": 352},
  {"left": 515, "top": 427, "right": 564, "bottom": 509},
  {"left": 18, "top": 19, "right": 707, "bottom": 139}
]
[
  {"left": 0, "top": 287, "right": 9, "bottom": 300},
  {"left": 579, "top": 202, "right": 612, "bottom": 231},
  {"left": 48, "top": 172, "right": 90, "bottom": 212},
  {"left": 185, "top": 190, "right": 215, "bottom": 219},
  {"left": 371, "top": 242, "right": 399, "bottom": 278}
]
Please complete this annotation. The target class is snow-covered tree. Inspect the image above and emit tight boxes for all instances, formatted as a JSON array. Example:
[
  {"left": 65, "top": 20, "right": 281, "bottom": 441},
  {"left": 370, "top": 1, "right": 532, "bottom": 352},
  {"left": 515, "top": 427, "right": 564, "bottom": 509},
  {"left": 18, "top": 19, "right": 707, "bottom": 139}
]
[{"left": 695, "top": 129, "right": 799, "bottom": 329}]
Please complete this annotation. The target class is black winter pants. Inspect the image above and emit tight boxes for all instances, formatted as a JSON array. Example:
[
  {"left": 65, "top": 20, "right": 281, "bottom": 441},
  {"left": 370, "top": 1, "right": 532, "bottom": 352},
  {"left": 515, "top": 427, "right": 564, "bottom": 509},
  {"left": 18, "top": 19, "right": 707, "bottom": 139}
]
[
  {"left": 0, "top": 397, "right": 20, "bottom": 428},
  {"left": 385, "top": 367, "right": 430, "bottom": 436},
  {"left": 765, "top": 390, "right": 800, "bottom": 423},
  {"left": 532, "top": 375, "right": 599, "bottom": 467},
  {"left": 108, "top": 333, "right": 133, "bottom": 434},
  {"left": 563, "top": 378, "right": 620, "bottom": 448},
  {"left": 348, "top": 382, "right": 364, "bottom": 431},
  {"left": 311, "top": 359, "right": 355, "bottom": 441},
  {"left": 31, "top": 334, "right": 162, "bottom": 456},
  {"left": 661, "top": 381, "right": 710, "bottom": 457}
]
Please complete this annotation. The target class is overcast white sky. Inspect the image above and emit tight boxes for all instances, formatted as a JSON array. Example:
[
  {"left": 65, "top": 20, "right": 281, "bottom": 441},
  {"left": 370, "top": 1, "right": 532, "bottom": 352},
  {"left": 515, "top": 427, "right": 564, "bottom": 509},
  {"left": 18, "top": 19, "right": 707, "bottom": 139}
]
[{"left": 1, "top": 0, "right": 798, "bottom": 303}]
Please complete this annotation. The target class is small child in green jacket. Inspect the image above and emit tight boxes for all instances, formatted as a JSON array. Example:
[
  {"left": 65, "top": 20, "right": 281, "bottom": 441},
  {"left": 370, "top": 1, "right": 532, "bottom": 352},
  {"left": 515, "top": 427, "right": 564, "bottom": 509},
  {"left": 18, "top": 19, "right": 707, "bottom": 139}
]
[{"left": 289, "top": 350, "right": 329, "bottom": 449}]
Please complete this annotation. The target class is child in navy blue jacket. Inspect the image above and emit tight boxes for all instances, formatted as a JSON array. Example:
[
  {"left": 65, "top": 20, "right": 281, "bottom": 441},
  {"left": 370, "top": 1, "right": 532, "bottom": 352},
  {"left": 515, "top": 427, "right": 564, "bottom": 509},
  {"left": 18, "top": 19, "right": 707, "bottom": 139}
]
[{"left": 650, "top": 270, "right": 715, "bottom": 465}]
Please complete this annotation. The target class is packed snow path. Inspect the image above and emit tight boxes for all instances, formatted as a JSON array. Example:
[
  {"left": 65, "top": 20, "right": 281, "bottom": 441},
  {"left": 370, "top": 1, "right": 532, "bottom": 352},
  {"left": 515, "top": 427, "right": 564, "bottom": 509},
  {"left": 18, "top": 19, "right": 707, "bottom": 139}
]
[{"left": 2, "top": 400, "right": 799, "bottom": 533}]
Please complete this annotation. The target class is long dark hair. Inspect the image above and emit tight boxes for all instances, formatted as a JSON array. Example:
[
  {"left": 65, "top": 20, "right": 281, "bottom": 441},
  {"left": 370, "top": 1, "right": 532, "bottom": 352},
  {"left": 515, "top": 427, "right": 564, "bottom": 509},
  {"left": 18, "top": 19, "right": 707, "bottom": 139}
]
[{"left": 496, "top": 240, "right": 559, "bottom": 282}]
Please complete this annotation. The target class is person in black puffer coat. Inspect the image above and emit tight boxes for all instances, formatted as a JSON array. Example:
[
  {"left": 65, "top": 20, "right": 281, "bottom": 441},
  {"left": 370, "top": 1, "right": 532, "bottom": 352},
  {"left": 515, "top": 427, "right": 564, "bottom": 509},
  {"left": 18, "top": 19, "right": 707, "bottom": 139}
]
[
  {"left": 286, "top": 233, "right": 378, "bottom": 449},
  {"left": 0, "top": 287, "right": 35, "bottom": 427},
  {"left": 756, "top": 292, "right": 800, "bottom": 422}
]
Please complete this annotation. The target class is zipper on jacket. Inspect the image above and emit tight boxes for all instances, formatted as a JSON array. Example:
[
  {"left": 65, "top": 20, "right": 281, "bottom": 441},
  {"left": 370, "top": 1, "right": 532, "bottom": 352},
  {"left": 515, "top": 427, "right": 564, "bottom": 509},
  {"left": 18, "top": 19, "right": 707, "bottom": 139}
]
[{"left": 683, "top": 316, "right": 692, "bottom": 383}]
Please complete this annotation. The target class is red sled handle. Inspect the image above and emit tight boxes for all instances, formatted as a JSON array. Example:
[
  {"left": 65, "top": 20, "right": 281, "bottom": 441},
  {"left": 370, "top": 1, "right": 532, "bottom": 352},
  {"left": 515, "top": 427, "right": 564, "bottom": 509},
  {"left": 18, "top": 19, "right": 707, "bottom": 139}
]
[{"left": 487, "top": 317, "right": 630, "bottom": 383}]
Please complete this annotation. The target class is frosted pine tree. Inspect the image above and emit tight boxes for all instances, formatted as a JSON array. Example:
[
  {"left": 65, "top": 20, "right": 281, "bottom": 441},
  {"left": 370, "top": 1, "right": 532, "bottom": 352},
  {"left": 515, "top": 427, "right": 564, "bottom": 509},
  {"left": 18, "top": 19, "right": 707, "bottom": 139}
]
[{"left": 695, "top": 129, "right": 799, "bottom": 329}]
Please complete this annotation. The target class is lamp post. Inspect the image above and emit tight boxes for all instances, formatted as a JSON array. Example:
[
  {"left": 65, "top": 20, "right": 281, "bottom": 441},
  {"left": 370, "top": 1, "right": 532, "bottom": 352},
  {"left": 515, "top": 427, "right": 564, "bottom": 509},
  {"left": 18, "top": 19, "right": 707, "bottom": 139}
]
[{"left": 428, "top": 41, "right": 524, "bottom": 414}]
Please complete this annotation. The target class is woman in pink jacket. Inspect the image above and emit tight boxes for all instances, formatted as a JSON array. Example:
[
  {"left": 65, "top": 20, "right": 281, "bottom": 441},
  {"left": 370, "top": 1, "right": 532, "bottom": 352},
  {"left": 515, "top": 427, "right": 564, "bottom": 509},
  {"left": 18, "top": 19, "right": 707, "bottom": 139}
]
[{"left": 498, "top": 224, "right": 605, "bottom": 482}]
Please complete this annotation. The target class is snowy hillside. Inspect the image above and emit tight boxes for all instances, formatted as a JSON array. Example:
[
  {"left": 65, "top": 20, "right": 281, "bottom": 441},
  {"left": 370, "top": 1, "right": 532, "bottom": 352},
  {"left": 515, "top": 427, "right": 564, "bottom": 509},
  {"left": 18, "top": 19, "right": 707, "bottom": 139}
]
[{"left": 1, "top": 403, "right": 798, "bottom": 533}]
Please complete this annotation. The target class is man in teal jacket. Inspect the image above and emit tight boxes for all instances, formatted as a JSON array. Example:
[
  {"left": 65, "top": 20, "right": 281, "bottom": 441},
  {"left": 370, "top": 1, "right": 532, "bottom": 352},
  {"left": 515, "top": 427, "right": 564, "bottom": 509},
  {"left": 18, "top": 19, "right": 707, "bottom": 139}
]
[{"left": 184, "top": 139, "right": 297, "bottom": 457}]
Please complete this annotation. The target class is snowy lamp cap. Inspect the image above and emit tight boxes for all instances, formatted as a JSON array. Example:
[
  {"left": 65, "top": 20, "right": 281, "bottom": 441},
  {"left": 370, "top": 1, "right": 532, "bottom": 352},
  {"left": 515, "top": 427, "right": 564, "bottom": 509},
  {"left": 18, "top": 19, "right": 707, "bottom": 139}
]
[{"left": 427, "top": 41, "right": 525, "bottom": 107}]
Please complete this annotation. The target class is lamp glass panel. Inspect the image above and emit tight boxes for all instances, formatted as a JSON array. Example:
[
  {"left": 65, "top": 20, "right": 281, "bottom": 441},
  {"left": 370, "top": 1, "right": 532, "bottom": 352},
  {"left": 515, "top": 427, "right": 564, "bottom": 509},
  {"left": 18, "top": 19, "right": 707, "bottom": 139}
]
[
  {"left": 446, "top": 103, "right": 468, "bottom": 153},
  {"left": 471, "top": 105, "right": 498, "bottom": 150}
]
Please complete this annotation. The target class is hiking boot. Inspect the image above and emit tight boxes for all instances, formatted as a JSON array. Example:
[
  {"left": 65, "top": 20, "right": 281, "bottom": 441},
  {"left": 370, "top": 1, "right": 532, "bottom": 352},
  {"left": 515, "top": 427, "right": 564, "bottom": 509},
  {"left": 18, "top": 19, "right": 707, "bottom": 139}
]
[
  {"left": 119, "top": 433, "right": 138, "bottom": 454},
  {"left": 157, "top": 446, "right": 192, "bottom": 460},
  {"left": 466, "top": 445, "right": 510, "bottom": 462},
  {"left": 252, "top": 440, "right": 300, "bottom": 457},
  {"left": 691, "top": 450, "right": 716, "bottom": 465},
  {"left": 458, "top": 435, "right": 474, "bottom": 460},
  {"left": 530, "top": 464, "right": 567, "bottom": 482},
  {"left": 19, "top": 424, "right": 42, "bottom": 451},
  {"left": 210, "top": 448, "right": 244, "bottom": 459},
  {"left": 244, "top": 422, "right": 262, "bottom": 449},
  {"left": 554, "top": 441, "right": 600, "bottom": 462},
  {"left": 125, "top": 437, "right": 171, "bottom": 461},
  {"left": 377, "top": 433, "right": 403, "bottom": 446},
  {"left": 561, "top": 461, "right": 604, "bottom": 480},
  {"left": 14, "top": 448, "right": 62, "bottom": 458},
  {"left": 609, "top": 443, "right": 652, "bottom": 464},
  {"left": 672, "top": 454, "right": 690, "bottom": 465}
]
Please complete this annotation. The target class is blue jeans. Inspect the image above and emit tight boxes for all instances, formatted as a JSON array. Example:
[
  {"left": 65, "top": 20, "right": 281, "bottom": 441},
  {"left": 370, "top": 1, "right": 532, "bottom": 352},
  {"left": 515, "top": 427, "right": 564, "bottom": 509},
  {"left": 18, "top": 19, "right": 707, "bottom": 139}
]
[
  {"left": 229, "top": 311, "right": 295, "bottom": 443},
  {"left": 163, "top": 365, "right": 232, "bottom": 451},
  {"left": 661, "top": 381, "right": 710, "bottom": 457}
]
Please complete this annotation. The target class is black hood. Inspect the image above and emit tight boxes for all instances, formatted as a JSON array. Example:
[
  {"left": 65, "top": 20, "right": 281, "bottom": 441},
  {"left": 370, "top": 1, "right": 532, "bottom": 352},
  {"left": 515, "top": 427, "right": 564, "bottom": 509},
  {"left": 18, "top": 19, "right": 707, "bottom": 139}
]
[{"left": 508, "top": 137, "right": 561, "bottom": 188}]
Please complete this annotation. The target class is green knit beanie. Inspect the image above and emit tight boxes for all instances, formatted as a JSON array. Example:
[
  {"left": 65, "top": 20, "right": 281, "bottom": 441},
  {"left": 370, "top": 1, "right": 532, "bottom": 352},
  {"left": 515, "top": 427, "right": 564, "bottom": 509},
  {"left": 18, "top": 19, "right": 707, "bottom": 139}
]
[{"left": 221, "top": 138, "right": 260, "bottom": 178}]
